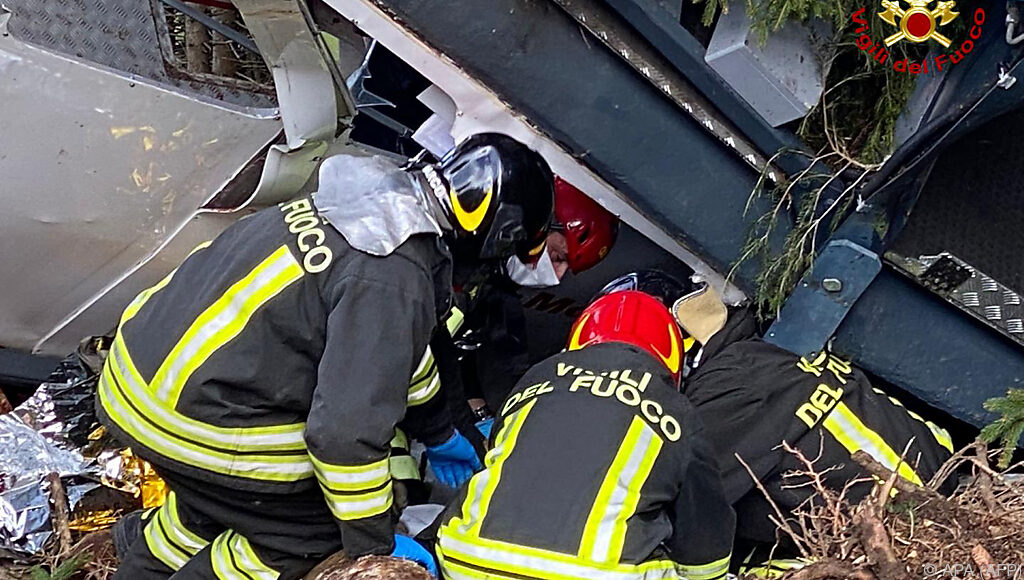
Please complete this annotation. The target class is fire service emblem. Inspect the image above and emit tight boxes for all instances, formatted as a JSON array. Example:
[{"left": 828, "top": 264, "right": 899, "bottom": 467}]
[{"left": 879, "top": 0, "right": 959, "bottom": 47}]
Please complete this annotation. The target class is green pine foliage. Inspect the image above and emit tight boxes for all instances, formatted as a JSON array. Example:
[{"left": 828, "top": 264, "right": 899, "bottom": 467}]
[
  {"left": 980, "top": 389, "right": 1024, "bottom": 469},
  {"left": 698, "top": 0, "right": 966, "bottom": 313},
  {"left": 28, "top": 552, "right": 92, "bottom": 580}
]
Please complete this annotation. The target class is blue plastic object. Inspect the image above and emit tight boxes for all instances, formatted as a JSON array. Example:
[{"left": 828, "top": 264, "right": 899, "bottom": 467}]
[{"left": 475, "top": 417, "right": 494, "bottom": 440}]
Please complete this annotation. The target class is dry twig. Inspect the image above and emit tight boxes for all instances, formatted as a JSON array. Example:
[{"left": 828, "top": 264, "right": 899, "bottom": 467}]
[{"left": 46, "top": 472, "right": 73, "bottom": 557}]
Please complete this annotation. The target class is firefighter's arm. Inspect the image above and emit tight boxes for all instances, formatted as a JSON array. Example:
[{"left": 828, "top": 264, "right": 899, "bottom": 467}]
[
  {"left": 399, "top": 329, "right": 458, "bottom": 448},
  {"left": 306, "top": 273, "right": 436, "bottom": 558},
  {"left": 665, "top": 425, "right": 736, "bottom": 580}
]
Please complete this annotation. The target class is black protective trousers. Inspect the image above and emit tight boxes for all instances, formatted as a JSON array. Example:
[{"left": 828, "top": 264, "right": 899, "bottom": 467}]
[{"left": 115, "top": 469, "right": 343, "bottom": 580}]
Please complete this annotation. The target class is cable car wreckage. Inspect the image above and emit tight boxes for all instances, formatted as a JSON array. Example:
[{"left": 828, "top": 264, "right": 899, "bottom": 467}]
[{"left": 0, "top": 0, "right": 1022, "bottom": 571}]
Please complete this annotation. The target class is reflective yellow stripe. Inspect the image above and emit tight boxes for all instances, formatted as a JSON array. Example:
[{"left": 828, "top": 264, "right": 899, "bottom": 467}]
[
  {"left": 823, "top": 402, "right": 923, "bottom": 485},
  {"left": 318, "top": 480, "right": 393, "bottom": 520},
  {"left": 121, "top": 241, "right": 212, "bottom": 325},
  {"left": 211, "top": 532, "right": 279, "bottom": 580},
  {"left": 408, "top": 308, "right": 466, "bottom": 409},
  {"left": 153, "top": 245, "right": 304, "bottom": 405},
  {"left": 408, "top": 348, "right": 441, "bottom": 407},
  {"left": 446, "top": 306, "right": 465, "bottom": 335},
  {"left": 311, "top": 455, "right": 394, "bottom": 520},
  {"left": 873, "top": 388, "right": 954, "bottom": 454},
  {"left": 99, "top": 358, "right": 313, "bottom": 482},
  {"left": 389, "top": 454, "right": 421, "bottom": 481},
  {"left": 438, "top": 554, "right": 519, "bottom": 580},
  {"left": 408, "top": 375, "right": 441, "bottom": 407},
  {"left": 739, "top": 557, "right": 811, "bottom": 579},
  {"left": 580, "top": 417, "right": 663, "bottom": 564},
  {"left": 102, "top": 335, "right": 307, "bottom": 448},
  {"left": 391, "top": 428, "right": 409, "bottom": 451},
  {"left": 678, "top": 553, "right": 731, "bottom": 580},
  {"left": 452, "top": 400, "right": 536, "bottom": 538},
  {"left": 389, "top": 429, "right": 420, "bottom": 480},
  {"left": 143, "top": 500, "right": 192, "bottom": 571},
  {"left": 926, "top": 421, "right": 954, "bottom": 454},
  {"left": 310, "top": 455, "right": 389, "bottom": 490},
  {"left": 230, "top": 533, "right": 279, "bottom": 579},
  {"left": 438, "top": 527, "right": 681, "bottom": 580},
  {"left": 162, "top": 492, "right": 208, "bottom": 556}
]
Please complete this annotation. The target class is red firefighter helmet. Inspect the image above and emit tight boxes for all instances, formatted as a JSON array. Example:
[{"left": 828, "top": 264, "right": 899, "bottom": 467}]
[
  {"left": 566, "top": 290, "right": 685, "bottom": 386},
  {"left": 553, "top": 177, "right": 619, "bottom": 273}
]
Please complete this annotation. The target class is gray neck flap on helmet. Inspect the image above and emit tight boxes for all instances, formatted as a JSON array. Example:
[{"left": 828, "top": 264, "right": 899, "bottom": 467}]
[{"left": 312, "top": 154, "right": 449, "bottom": 257}]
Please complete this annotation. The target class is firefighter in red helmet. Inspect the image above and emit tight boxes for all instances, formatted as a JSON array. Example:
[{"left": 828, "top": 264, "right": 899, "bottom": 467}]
[
  {"left": 434, "top": 290, "right": 735, "bottom": 580},
  {"left": 544, "top": 177, "right": 621, "bottom": 279}
]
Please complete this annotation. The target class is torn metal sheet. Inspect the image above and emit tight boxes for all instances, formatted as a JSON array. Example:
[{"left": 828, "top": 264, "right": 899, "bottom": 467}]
[
  {"left": 234, "top": 0, "right": 348, "bottom": 206},
  {"left": 0, "top": 12, "right": 281, "bottom": 356}
]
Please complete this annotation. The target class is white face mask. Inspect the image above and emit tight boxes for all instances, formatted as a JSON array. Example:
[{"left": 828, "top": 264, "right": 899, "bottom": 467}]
[{"left": 505, "top": 250, "right": 562, "bottom": 288}]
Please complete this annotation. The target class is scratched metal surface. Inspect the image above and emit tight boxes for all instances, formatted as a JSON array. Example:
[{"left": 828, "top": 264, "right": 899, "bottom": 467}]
[
  {"left": 2, "top": 0, "right": 276, "bottom": 109},
  {"left": 0, "top": 15, "right": 281, "bottom": 355}
]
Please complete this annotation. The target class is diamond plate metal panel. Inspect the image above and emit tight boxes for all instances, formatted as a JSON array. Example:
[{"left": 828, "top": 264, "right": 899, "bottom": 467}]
[
  {"left": 892, "top": 109, "right": 1024, "bottom": 294},
  {"left": 3, "top": 0, "right": 275, "bottom": 108},
  {"left": 888, "top": 252, "right": 1024, "bottom": 347}
]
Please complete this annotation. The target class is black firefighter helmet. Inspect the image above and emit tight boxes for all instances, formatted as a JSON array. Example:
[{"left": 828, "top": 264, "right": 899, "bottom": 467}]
[{"left": 432, "top": 133, "right": 555, "bottom": 265}]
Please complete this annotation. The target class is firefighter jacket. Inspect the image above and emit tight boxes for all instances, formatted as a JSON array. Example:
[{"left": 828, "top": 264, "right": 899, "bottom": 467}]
[
  {"left": 682, "top": 308, "right": 955, "bottom": 543},
  {"left": 96, "top": 193, "right": 454, "bottom": 558},
  {"left": 436, "top": 343, "right": 736, "bottom": 580}
]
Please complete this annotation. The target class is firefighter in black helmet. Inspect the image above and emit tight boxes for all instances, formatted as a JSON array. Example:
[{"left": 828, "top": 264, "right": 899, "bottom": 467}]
[{"left": 99, "top": 133, "right": 554, "bottom": 580}]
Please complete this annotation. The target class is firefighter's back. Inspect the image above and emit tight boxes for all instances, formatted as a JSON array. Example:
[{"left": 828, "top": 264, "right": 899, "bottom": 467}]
[
  {"left": 97, "top": 194, "right": 445, "bottom": 493},
  {"left": 437, "top": 342, "right": 734, "bottom": 580}
]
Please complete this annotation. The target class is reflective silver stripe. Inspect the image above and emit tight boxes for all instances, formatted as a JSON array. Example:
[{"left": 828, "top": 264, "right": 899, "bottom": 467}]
[
  {"left": 412, "top": 348, "right": 433, "bottom": 379},
  {"left": 408, "top": 373, "right": 441, "bottom": 406},
  {"left": 678, "top": 554, "right": 731, "bottom": 580},
  {"left": 100, "top": 364, "right": 313, "bottom": 481},
  {"left": 211, "top": 532, "right": 279, "bottom": 580},
  {"left": 106, "top": 337, "right": 307, "bottom": 451},
  {"left": 823, "top": 402, "right": 922, "bottom": 485},
  {"left": 438, "top": 530, "right": 680, "bottom": 580},
  {"left": 408, "top": 347, "right": 441, "bottom": 406},
  {"left": 143, "top": 505, "right": 189, "bottom": 571},
  {"left": 319, "top": 481, "right": 393, "bottom": 520},
  {"left": 154, "top": 245, "right": 304, "bottom": 405},
  {"left": 162, "top": 493, "right": 208, "bottom": 556},
  {"left": 229, "top": 533, "right": 279, "bottom": 580},
  {"left": 582, "top": 417, "right": 662, "bottom": 563},
  {"left": 209, "top": 532, "right": 280, "bottom": 580},
  {"left": 310, "top": 455, "right": 389, "bottom": 489}
]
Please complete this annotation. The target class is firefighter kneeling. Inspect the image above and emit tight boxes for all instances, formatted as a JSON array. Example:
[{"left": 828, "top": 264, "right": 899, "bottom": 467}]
[
  {"left": 598, "top": 270, "right": 956, "bottom": 570},
  {"left": 435, "top": 290, "right": 735, "bottom": 580}
]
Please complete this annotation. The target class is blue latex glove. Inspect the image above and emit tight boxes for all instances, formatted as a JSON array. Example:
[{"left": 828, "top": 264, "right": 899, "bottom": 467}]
[
  {"left": 391, "top": 534, "right": 438, "bottom": 577},
  {"left": 425, "top": 430, "right": 482, "bottom": 488},
  {"left": 475, "top": 417, "right": 494, "bottom": 440}
]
